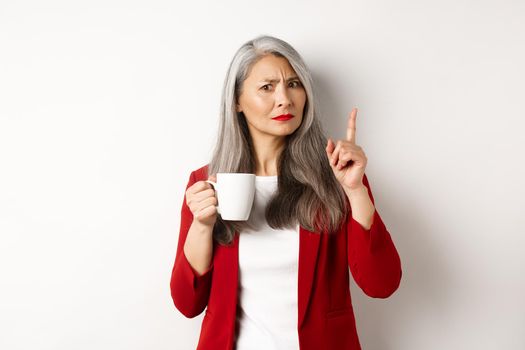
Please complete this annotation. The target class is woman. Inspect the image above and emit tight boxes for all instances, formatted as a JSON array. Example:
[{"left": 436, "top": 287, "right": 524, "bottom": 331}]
[{"left": 170, "top": 34, "right": 402, "bottom": 350}]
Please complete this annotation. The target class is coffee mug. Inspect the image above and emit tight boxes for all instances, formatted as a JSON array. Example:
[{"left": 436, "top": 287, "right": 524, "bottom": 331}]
[{"left": 205, "top": 173, "right": 256, "bottom": 221}]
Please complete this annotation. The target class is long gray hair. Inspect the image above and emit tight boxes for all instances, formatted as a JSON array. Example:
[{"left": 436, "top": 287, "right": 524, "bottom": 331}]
[{"left": 208, "top": 34, "right": 349, "bottom": 245}]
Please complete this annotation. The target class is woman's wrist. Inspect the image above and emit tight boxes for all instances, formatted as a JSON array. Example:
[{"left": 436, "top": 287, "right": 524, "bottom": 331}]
[
  {"left": 343, "top": 184, "right": 368, "bottom": 198},
  {"left": 192, "top": 219, "right": 215, "bottom": 234},
  {"left": 343, "top": 185, "right": 375, "bottom": 230}
]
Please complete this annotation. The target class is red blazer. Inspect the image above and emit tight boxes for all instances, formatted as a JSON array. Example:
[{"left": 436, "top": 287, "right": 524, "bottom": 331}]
[{"left": 170, "top": 165, "right": 402, "bottom": 350}]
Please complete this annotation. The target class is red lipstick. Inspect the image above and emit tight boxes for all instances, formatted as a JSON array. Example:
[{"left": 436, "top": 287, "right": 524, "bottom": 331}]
[{"left": 272, "top": 113, "right": 294, "bottom": 121}]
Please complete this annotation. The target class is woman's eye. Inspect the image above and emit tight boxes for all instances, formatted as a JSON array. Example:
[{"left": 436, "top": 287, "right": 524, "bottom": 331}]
[{"left": 261, "top": 81, "right": 302, "bottom": 91}]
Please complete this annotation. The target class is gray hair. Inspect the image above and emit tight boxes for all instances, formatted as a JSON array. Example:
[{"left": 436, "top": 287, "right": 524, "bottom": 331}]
[{"left": 208, "top": 34, "right": 349, "bottom": 245}]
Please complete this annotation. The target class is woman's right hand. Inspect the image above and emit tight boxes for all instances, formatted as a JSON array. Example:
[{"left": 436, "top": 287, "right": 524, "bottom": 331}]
[{"left": 185, "top": 174, "right": 218, "bottom": 228}]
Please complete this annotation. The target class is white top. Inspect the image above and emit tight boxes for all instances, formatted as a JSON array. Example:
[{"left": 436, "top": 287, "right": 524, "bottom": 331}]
[{"left": 235, "top": 175, "right": 300, "bottom": 350}]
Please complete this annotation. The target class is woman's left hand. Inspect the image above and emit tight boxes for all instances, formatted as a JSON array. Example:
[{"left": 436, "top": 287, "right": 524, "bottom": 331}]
[{"left": 325, "top": 107, "right": 367, "bottom": 191}]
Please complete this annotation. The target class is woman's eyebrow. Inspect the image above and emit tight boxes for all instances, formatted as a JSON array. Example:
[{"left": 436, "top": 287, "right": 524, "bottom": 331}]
[{"left": 260, "top": 76, "right": 300, "bottom": 83}]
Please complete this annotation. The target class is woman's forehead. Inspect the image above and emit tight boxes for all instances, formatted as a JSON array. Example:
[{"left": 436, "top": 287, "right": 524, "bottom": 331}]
[{"left": 248, "top": 55, "right": 297, "bottom": 80}]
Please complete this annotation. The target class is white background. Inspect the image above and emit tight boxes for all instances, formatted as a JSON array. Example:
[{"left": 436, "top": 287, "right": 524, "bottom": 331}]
[{"left": 1, "top": 0, "right": 524, "bottom": 349}]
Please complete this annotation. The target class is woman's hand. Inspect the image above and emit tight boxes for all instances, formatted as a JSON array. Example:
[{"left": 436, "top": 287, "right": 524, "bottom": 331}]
[
  {"left": 325, "top": 108, "right": 368, "bottom": 192},
  {"left": 186, "top": 174, "right": 218, "bottom": 227}
]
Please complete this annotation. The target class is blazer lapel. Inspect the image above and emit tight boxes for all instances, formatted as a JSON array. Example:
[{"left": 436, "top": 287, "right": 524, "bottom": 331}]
[{"left": 298, "top": 225, "right": 321, "bottom": 328}]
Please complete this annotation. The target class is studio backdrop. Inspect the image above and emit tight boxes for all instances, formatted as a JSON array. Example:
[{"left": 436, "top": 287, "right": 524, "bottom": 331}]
[{"left": 0, "top": 0, "right": 524, "bottom": 349}]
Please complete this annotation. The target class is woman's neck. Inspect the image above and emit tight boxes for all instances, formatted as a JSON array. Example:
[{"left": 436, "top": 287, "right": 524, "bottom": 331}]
[{"left": 252, "top": 138, "right": 285, "bottom": 176}]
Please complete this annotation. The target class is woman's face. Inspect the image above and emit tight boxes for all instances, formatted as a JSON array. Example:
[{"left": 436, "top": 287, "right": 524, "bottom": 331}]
[{"left": 236, "top": 54, "right": 306, "bottom": 141}]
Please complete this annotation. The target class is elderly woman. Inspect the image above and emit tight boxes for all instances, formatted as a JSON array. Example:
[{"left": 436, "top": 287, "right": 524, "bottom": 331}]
[{"left": 170, "top": 35, "right": 402, "bottom": 350}]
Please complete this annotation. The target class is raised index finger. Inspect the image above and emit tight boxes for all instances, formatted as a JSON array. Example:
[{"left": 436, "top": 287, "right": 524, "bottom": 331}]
[{"left": 346, "top": 107, "right": 358, "bottom": 143}]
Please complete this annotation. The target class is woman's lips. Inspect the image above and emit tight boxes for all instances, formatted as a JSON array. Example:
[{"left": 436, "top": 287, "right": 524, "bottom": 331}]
[{"left": 272, "top": 113, "right": 294, "bottom": 121}]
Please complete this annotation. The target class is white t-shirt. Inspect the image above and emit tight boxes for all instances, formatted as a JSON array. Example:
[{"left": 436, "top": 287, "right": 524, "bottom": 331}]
[{"left": 235, "top": 175, "right": 300, "bottom": 350}]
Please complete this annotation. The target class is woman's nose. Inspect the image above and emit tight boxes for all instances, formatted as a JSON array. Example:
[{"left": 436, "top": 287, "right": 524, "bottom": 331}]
[{"left": 275, "top": 84, "right": 292, "bottom": 107}]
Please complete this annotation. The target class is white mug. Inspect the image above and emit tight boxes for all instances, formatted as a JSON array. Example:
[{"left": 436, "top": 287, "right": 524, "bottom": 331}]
[{"left": 205, "top": 173, "right": 256, "bottom": 221}]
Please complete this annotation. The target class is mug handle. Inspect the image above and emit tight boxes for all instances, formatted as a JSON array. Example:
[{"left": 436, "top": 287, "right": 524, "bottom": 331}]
[{"left": 205, "top": 180, "right": 221, "bottom": 214}]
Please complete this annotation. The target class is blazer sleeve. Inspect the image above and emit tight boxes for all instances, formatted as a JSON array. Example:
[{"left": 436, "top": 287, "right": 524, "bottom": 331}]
[
  {"left": 170, "top": 170, "right": 214, "bottom": 318},
  {"left": 347, "top": 173, "right": 402, "bottom": 298}
]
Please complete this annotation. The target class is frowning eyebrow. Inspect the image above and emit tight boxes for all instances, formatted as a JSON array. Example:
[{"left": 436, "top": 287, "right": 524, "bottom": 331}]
[{"left": 259, "top": 76, "right": 300, "bottom": 83}]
